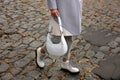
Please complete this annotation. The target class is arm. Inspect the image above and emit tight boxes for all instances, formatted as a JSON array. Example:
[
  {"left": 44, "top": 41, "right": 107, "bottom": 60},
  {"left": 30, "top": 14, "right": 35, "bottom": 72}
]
[
  {"left": 47, "top": 0, "right": 57, "bottom": 10},
  {"left": 47, "top": 0, "right": 59, "bottom": 16}
]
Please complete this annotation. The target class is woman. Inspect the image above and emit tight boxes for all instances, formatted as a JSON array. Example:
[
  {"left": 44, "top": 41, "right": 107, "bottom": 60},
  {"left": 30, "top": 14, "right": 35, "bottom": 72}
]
[{"left": 36, "top": 0, "right": 82, "bottom": 73}]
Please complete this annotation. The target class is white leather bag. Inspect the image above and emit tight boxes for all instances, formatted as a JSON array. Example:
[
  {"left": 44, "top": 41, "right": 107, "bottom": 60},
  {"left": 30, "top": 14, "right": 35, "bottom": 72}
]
[{"left": 46, "top": 16, "right": 68, "bottom": 56}]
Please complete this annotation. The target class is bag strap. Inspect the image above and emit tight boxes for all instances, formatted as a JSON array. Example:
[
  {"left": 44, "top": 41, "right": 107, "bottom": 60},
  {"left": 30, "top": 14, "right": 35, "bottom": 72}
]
[{"left": 48, "top": 16, "right": 63, "bottom": 35}]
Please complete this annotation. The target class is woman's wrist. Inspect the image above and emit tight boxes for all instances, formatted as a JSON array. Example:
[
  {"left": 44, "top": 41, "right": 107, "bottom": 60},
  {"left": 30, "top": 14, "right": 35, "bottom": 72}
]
[{"left": 50, "top": 9, "right": 59, "bottom": 16}]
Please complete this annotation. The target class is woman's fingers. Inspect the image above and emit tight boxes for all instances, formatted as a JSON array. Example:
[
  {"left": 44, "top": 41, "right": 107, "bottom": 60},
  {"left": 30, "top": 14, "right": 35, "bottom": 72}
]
[{"left": 50, "top": 9, "right": 60, "bottom": 16}]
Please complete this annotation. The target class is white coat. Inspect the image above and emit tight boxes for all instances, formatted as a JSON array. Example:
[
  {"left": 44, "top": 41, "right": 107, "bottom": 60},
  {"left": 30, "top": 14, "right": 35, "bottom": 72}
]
[{"left": 47, "top": 0, "right": 83, "bottom": 36}]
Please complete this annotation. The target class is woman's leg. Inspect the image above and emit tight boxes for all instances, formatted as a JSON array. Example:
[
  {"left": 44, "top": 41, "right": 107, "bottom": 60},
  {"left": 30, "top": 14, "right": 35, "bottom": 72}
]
[
  {"left": 36, "top": 44, "right": 46, "bottom": 68},
  {"left": 61, "top": 36, "right": 79, "bottom": 73},
  {"left": 62, "top": 36, "right": 72, "bottom": 61},
  {"left": 62, "top": 36, "right": 77, "bottom": 61},
  {"left": 36, "top": 35, "right": 61, "bottom": 68}
]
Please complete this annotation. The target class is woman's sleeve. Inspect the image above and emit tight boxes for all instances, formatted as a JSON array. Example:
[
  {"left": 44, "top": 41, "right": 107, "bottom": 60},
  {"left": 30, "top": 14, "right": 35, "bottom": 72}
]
[{"left": 47, "top": 0, "right": 57, "bottom": 9}]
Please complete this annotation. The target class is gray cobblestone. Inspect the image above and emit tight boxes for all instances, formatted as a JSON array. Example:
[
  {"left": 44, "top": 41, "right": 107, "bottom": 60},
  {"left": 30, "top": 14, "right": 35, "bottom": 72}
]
[
  {"left": 85, "top": 50, "right": 95, "bottom": 58},
  {"left": 1, "top": 43, "right": 12, "bottom": 49},
  {"left": 14, "top": 52, "right": 35, "bottom": 68},
  {"left": 1, "top": 73, "right": 13, "bottom": 80},
  {"left": 0, "top": 62, "right": 9, "bottom": 73},
  {"left": 18, "top": 28, "right": 26, "bottom": 33},
  {"left": 1, "top": 50, "right": 9, "bottom": 58},
  {"left": 6, "top": 51, "right": 18, "bottom": 58},
  {"left": 34, "top": 33, "right": 41, "bottom": 38},
  {"left": 0, "top": 54, "right": 4, "bottom": 59},
  {"left": 4, "top": 29, "right": 17, "bottom": 34},
  {"left": 17, "top": 44, "right": 28, "bottom": 49},
  {"left": 95, "top": 52, "right": 105, "bottom": 59},
  {"left": 30, "top": 40, "right": 42, "bottom": 48},
  {"left": 23, "top": 37, "right": 34, "bottom": 44},
  {"left": 12, "top": 40, "right": 22, "bottom": 47},
  {"left": 9, "top": 34, "right": 22, "bottom": 41},
  {"left": 33, "top": 24, "right": 41, "bottom": 29},
  {"left": 85, "top": 75, "right": 97, "bottom": 80},
  {"left": 9, "top": 53, "right": 25, "bottom": 63},
  {"left": 84, "top": 43, "right": 91, "bottom": 51},
  {"left": 26, "top": 70, "right": 40, "bottom": 79},
  {"left": 23, "top": 76, "right": 34, "bottom": 80},
  {"left": 91, "top": 58, "right": 101, "bottom": 64},
  {"left": 99, "top": 46, "right": 110, "bottom": 52},
  {"left": 111, "top": 47, "right": 120, "bottom": 54},
  {"left": 115, "top": 37, "right": 120, "bottom": 43},
  {"left": 79, "top": 51, "right": 85, "bottom": 58},
  {"left": 108, "top": 41, "right": 119, "bottom": 48},
  {"left": 20, "top": 66, "right": 36, "bottom": 75},
  {"left": 14, "top": 75, "right": 26, "bottom": 80},
  {"left": 10, "top": 67, "right": 22, "bottom": 75}
]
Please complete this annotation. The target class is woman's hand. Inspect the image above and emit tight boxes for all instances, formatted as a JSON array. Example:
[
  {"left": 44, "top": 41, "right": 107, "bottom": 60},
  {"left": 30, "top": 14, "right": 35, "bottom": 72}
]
[{"left": 50, "top": 9, "right": 60, "bottom": 17}]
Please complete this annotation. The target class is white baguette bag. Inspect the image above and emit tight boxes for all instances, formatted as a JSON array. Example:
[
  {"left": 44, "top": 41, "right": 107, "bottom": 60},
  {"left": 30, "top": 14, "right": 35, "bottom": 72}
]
[{"left": 46, "top": 16, "right": 68, "bottom": 56}]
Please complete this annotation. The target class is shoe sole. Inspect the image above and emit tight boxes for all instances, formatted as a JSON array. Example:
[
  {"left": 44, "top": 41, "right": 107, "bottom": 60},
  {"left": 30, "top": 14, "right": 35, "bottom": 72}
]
[
  {"left": 35, "top": 49, "right": 44, "bottom": 69},
  {"left": 61, "top": 68, "right": 80, "bottom": 74}
]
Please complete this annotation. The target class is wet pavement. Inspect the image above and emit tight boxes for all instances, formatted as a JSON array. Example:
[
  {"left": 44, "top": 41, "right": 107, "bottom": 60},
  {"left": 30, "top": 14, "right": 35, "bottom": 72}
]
[{"left": 0, "top": 0, "right": 120, "bottom": 80}]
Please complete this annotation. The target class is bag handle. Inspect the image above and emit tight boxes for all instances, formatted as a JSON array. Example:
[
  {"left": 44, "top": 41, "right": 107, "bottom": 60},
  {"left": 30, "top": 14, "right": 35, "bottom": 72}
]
[{"left": 48, "top": 16, "right": 63, "bottom": 35}]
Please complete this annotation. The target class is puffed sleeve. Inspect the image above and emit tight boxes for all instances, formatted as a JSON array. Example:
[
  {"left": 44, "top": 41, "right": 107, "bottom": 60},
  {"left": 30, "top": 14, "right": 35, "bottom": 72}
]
[{"left": 47, "top": 0, "right": 57, "bottom": 9}]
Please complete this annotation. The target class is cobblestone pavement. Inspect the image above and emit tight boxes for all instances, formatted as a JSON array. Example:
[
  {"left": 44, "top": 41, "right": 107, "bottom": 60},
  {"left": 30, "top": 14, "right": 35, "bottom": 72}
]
[{"left": 0, "top": 0, "right": 120, "bottom": 80}]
